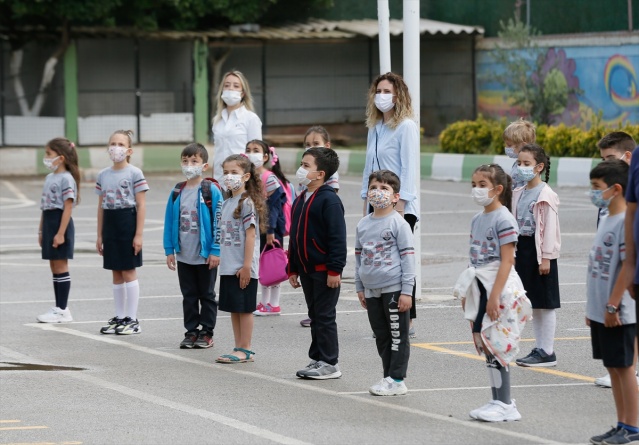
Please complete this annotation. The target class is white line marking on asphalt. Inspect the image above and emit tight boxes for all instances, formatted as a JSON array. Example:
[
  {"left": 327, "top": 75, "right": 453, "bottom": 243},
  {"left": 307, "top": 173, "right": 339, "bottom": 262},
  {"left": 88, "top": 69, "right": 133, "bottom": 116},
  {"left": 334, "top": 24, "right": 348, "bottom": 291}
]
[
  {"left": 339, "top": 382, "right": 592, "bottom": 395},
  {"left": 0, "top": 180, "right": 36, "bottom": 209},
  {"left": 0, "top": 345, "right": 312, "bottom": 445},
  {"left": 19, "top": 324, "right": 563, "bottom": 444}
]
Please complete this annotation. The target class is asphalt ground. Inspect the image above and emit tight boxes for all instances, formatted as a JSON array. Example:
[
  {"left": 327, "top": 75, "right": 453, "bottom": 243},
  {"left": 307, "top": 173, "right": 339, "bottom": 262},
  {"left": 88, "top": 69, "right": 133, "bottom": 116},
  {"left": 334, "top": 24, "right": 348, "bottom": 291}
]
[{"left": 0, "top": 173, "right": 622, "bottom": 445}]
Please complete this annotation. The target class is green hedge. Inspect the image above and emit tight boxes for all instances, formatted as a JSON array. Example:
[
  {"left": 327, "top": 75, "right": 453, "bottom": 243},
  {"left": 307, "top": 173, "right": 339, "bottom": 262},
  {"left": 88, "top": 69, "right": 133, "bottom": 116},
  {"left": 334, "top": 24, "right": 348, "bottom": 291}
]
[{"left": 439, "top": 115, "right": 639, "bottom": 157}]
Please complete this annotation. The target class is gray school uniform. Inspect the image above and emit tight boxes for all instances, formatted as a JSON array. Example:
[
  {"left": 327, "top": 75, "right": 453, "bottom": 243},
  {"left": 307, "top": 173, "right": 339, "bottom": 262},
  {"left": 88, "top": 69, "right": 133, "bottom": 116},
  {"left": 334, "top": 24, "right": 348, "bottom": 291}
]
[
  {"left": 469, "top": 206, "right": 519, "bottom": 267},
  {"left": 40, "top": 171, "right": 77, "bottom": 260},
  {"left": 95, "top": 165, "right": 149, "bottom": 209},
  {"left": 41, "top": 171, "right": 77, "bottom": 210},
  {"left": 586, "top": 213, "right": 636, "bottom": 325},
  {"left": 219, "top": 194, "right": 260, "bottom": 278},
  {"left": 515, "top": 182, "right": 544, "bottom": 237},
  {"left": 176, "top": 187, "right": 205, "bottom": 265},
  {"left": 354, "top": 212, "right": 415, "bottom": 296}
]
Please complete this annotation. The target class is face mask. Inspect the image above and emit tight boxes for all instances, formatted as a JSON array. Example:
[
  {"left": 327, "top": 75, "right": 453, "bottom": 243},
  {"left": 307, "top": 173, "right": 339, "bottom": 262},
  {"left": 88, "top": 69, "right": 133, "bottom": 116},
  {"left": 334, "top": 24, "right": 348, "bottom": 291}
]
[
  {"left": 504, "top": 147, "right": 517, "bottom": 158},
  {"left": 374, "top": 93, "right": 395, "bottom": 113},
  {"left": 589, "top": 187, "right": 613, "bottom": 209},
  {"left": 471, "top": 187, "right": 495, "bottom": 207},
  {"left": 108, "top": 145, "right": 128, "bottom": 163},
  {"left": 223, "top": 174, "right": 244, "bottom": 191},
  {"left": 43, "top": 156, "right": 60, "bottom": 171},
  {"left": 221, "top": 90, "right": 242, "bottom": 106},
  {"left": 515, "top": 165, "right": 538, "bottom": 183},
  {"left": 368, "top": 189, "right": 394, "bottom": 209},
  {"left": 296, "top": 167, "right": 315, "bottom": 187},
  {"left": 247, "top": 153, "right": 264, "bottom": 168},
  {"left": 182, "top": 165, "right": 203, "bottom": 180}
]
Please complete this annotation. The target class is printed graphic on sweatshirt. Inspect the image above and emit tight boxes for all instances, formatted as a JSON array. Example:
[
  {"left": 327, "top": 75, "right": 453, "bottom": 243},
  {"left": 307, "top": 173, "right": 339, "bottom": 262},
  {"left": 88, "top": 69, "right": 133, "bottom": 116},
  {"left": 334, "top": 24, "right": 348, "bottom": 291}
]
[
  {"left": 361, "top": 235, "right": 394, "bottom": 267},
  {"left": 588, "top": 231, "right": 618, "bottom": 282},
  {"left": 221, "top": 220, "right": 242, "bottom": 247},
  {"left": 104, "top": 179, "right": 132, "bottom": 209},
  {"left": 180, "top": 209, "right": 199, "bottom": 234},
  {"left": 517, "top": 201, "right": 537, "bottom": 237},
  {"left": 42, "top": 182, "right": 60, "bottom": 209}
]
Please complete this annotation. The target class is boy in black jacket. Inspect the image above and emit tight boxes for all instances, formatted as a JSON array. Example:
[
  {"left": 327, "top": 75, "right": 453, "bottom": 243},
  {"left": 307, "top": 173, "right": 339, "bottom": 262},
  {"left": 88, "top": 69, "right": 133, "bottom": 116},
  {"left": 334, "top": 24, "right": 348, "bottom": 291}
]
[{"left": 288, "top": 147, "right": 347, "bottom": 379}]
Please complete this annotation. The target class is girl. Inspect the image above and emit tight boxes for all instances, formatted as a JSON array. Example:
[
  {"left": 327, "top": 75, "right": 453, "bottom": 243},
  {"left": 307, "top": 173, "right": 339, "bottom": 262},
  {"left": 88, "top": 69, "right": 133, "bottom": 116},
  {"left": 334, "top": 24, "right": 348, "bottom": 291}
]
[
  {"left": 454, "top": 164, "right": 531, "bottom": 422},
  {"left": 512, "top": 144, "right": 561, "bottom": 367},
  {"left": 246, "top": 140, "right": 286, "bottom": 316},
  {"left": 95, "top": 130, "right": 149, "bottom": 335},
  {"left": 211, "top": 70, "right": 262, "bottom": 185},
  {"left": 37, "top": 138, "right": 80, "bottom": 323},
  {"left": 216, "top": 154, "right": 267, "bottom": 363}
]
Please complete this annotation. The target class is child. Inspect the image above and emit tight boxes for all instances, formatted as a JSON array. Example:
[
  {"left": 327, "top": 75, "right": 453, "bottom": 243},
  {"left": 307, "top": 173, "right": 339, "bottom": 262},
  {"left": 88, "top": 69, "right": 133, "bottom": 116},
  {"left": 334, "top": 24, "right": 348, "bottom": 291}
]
[
  {"left": 299, "top": 126, "right": 339, "bottom": 328},
  {"left": 215, "top": 154, "right": 267, "bottom": 363},
  {"left": 288, "top": 147, "right": 347, "bottom": 379},
  {"left": 355, "top": 170, "right": 415, "bottom": 396},
  {"left": 586, "top": 160, "right": 638, "bottom": 445},
  {"left": 503, "top": 118, "right": 536, "bottom": 189},
  {"left": 163, "top": 143, "right": 223, "bottom": 349},
  {"left": 246, "top": 140, "right": 287, "bottom": 316},
  {"left": 96, "top": 130, "right": 149, "bottom": 335},
  {"left": 37, "top": 138, "right": 80, "bottom": 323},
  {"left": 512, "top": 144, "right": 561, "bottom": 367},
  {"left": 454, "top": 163, "right": 531, "bottom": 422}
]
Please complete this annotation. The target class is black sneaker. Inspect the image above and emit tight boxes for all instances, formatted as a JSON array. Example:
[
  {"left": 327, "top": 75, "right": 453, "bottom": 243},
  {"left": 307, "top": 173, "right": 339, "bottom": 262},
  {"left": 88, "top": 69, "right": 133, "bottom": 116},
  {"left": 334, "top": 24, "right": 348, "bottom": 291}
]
[
  {"left": 193, "top": 331, "right": 214, "bottom": 349},
  {"left": 100, "top": 317, "right": 122, "bottom": 334},
  {"left": 516, "top": 348, "right": 557, "bottom": 367},
  {"left": 180, "top": 331, "right": 198, "bottom": 349},
  {"left": 515, "top": 348, "right": 538, "bottom": 364},
  {"left": 590, "top": 426, "right": 620, "bottom": 445},
  {"left": 115, "top": 317, "right": 141, "bottom": 335}
]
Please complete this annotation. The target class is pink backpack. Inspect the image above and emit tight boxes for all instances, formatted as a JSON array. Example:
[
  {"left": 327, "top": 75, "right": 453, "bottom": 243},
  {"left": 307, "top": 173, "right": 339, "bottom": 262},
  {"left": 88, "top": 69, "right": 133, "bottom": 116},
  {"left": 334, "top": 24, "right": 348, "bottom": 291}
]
[{"left": 261, "top": 171, "right": 293, "bottom": 236}]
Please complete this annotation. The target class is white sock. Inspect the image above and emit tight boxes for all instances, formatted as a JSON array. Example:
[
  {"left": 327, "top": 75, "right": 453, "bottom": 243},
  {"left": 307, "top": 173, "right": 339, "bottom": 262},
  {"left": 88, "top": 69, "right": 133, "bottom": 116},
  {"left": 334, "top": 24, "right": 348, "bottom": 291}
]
[
  {"left": 113, "top": 283, "right": 126, "bottom": 318},
  {"left": 537, "top": 309, "right": 556, "bottom": 354},
  {"left": 260, "top": 285, "right": 271, "bottom": 306},
  {"left": 269, "top": 284, "right": 281, "bottom": 308},
  {"left": 532, "top": 309, "right": 543, "bottom": 349},
  {"left": 124, "top": 280, "right": 140, "bottom": 320}
]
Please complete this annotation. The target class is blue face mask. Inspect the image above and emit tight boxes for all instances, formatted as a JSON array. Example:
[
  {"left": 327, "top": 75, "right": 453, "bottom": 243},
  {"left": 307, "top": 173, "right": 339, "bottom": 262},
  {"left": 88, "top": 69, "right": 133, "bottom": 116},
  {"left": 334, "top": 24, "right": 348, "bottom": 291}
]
[
  {"left": 589, "top": 187, "right": 613, "bottom": 209},
  {"left": 504, "top": 147, "right": 517, "bottom": 159},
  {"left": 514, "top": 165, "right": 538, "bottom": 183}
]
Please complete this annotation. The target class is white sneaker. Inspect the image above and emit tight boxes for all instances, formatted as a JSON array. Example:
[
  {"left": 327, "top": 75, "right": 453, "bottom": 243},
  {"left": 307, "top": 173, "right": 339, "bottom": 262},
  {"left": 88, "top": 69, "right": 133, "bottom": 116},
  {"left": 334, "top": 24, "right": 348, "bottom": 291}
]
[
  {"left": 469, "top": 401, "right": 494, "bottom": 419},
  {"left": 594, "top": 373, "right": 612, "bottom": 388},
  {"left": 369, "top": 376, "right": 408, "bottom": 396},
  {"left": 475, "top": 399, "right": 521, "bottom": 422},
  {"left": 37, "top": 307, "right": 72, "bottom": 323}
]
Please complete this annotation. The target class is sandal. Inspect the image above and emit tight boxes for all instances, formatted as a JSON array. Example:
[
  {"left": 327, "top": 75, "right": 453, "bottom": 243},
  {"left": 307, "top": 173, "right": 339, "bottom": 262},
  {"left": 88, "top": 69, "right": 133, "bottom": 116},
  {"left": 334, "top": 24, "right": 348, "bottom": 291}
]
[{"left": 215, "top": 347, "right": 255, "bottom": 364}]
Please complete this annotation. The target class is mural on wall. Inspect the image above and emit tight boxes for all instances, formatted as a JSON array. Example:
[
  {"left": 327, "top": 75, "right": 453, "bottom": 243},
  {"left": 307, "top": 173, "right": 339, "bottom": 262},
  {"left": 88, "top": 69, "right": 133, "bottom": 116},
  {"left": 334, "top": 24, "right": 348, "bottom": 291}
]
[{"left": 477, "top": 45, "right": 639, "bottom": 127}]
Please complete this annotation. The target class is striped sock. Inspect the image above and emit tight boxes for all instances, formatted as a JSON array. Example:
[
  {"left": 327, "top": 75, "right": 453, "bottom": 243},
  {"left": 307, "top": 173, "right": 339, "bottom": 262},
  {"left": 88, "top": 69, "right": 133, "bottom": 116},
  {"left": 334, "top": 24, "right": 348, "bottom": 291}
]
[{"left": 53, "top": 272, "right": 71, "bottom": 310}]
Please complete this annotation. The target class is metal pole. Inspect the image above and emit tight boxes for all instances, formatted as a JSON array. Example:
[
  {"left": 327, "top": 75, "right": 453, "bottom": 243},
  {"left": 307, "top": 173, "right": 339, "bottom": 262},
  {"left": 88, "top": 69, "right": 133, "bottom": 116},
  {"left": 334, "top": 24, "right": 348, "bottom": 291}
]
[
  {"left": 261, "top": 42, "right": 267, "bottom": 133},
  {"left": 378, "top": 0, "right": 391, "bottom": 73},
  {"left": 629, "top": 0, "right": 634, "bottom": 31},
  {"left": 134, "top": 39, "right": 141, "bottom": 142},
  {"left": 403, "top": 0, "right": 421, "bottom": 300}
]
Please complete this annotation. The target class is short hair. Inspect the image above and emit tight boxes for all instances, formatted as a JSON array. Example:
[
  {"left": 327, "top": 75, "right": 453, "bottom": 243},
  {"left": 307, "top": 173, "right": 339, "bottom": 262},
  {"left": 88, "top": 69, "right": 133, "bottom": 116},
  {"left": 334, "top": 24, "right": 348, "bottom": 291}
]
[
  {"left": 303, "top": 147, "right": 339, "bottom": 181},
  {"left": 590, "top": 159, "right": 629, "bottom": 194},
  {"left": 368, "top": 170, "right": 401, "bottom": 194},
  {"left": 181, "top": 143, "right": 208, "bottom": 163},
  {"left": 597, "top": 131, "right": 636, "bottom": 154},
  {"left": 503, "top": 118, "right": 536, "bottom": 144}
]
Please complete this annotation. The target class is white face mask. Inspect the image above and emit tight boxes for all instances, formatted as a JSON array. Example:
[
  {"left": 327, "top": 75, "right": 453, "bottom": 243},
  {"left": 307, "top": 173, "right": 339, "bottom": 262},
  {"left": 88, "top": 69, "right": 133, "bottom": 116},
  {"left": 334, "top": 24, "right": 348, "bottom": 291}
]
[
  {"left": 182, "top": 165, "right": 203, "bottom": 180},
  {"left": 504, "top": 147, "right": 517, "bottom": 158},
  {"left": 108, "top": 145, "right": 128, "bottom": 163},
  {"left": 247, "top": 153, "right": 264, "bottom": 168},
  {"left": 43, "top": 156, "right": 60, "bottom": 171},
  {"left": 296, "top": 167, "right": 315, "bottom": 187},
  {"left": 374, "top": 93, "right": 395, "bottom": 113},
  {"left": 221, "top": 90, "right": 242, "bottom": 106},
  {"left": 471, "top": 187, "right": 495, "bottom": 207},
  {"left": 223, "top": 174, "right": 244, "bottom": 191}
]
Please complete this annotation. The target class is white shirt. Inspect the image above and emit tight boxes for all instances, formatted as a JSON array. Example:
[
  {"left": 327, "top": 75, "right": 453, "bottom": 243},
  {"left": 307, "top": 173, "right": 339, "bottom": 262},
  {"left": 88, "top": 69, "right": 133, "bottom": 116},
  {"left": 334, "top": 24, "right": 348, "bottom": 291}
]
[{"left": 212, "top": 105, "right": 262, "bottom": 182}]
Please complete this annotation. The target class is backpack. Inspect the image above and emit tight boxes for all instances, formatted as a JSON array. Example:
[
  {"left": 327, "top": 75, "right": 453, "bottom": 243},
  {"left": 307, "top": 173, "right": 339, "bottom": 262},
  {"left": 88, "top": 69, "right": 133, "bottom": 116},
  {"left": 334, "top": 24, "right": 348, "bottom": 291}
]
[
  {"left": 261, "top": 171, "right": 292, "bottom": 236},
  {"left": 172, "top": 178, "right": 222, "bottom": 217}
]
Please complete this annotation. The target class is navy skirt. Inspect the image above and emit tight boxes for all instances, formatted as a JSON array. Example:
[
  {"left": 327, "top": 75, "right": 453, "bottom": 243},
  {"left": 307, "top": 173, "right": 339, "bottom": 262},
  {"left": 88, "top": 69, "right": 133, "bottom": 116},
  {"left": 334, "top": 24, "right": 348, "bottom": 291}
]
[
  {"left": 102, "top": 208, "right": 142, "bottom": 270},
  {"left": 515, "top": 236, "right": 560, "bottom": 309},
  {"left": 219, "top": 275, "right": 258, "bottom": 313},
  {"left": 42, "top": 209, "right": 74, "bottom": 260}
]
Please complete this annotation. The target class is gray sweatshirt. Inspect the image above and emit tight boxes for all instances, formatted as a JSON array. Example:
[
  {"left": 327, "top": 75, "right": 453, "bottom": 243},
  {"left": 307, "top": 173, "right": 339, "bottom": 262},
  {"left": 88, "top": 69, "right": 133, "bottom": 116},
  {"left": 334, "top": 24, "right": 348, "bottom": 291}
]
[{"left": 354, "top": 211, "right": 416, "bottom": 295}]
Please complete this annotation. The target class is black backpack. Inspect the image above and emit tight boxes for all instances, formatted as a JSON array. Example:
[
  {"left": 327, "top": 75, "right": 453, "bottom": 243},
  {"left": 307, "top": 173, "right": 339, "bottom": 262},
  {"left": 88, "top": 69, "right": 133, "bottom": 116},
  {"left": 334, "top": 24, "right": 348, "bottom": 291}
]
[{"left": 172, "top": 178, "right": 222, "bottom": 217}]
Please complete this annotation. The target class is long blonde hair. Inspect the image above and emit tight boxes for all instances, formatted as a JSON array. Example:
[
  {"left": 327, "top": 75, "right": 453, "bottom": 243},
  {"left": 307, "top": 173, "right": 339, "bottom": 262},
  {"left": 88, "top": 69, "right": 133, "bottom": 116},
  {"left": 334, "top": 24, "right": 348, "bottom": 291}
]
[
  {"left": 365, "top": 72, "right": 414, "bottom": 130},
  {"left": 213, "top": 71, "right": 255, "bottom": 124}
]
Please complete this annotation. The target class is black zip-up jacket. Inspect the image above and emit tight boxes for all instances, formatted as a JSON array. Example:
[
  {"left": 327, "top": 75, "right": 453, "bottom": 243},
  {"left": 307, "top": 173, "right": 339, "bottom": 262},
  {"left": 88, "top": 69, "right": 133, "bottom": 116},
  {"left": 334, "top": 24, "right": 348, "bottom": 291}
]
[{"left": 287, "top": 184, "right": 346, "bottom": 276}]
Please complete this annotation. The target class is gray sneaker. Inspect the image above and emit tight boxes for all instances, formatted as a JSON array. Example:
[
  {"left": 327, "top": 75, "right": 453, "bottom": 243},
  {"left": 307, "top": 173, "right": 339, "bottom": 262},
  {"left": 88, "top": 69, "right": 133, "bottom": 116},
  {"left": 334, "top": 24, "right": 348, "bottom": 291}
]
[
  {"left": 602, "top": 428, "right": 639, "bottom": 445},
  {"left": 296, "top": 360, "right": 318, "bottom": 378},
  {"left": 515, "top": 348, "right": 557, "bottom": 367},
  {"left": 299, "top": 360, "right": 341, "bottom": 380},
  {"left": 590, "top": 426, "right": 620, "bottom": 445}
]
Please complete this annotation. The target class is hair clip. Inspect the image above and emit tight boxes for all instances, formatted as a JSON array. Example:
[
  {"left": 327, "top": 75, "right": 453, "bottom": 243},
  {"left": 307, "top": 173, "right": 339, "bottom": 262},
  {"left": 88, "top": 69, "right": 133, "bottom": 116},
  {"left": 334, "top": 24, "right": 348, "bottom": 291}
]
[
  {"left": 269, "top": 146, "right": 278, "bottom": 165},
  {"left": 240, "top": 153, "right": 249, "bottom": 158},
  {"left": 70, "top": 142, "right": 75, "bottom": 149}
]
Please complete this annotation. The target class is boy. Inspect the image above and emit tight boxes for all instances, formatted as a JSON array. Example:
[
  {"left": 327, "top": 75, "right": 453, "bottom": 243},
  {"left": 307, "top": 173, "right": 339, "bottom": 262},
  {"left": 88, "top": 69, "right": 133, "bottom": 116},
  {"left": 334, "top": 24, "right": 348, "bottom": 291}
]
[
  {"left": 503, "top": 118, "right": 536, "bottom": 189},
  {"left": 355, "top": 170, "right": 415, "bottom": 396},
  {"left": 288, "top": 147, "right": 347, "bottom": 379},
  {"left": 586, "top": 160, "right": 638, "bottom": 445},
  {"left": 163, "top": 143, "right": 223, "bottom": 349}
]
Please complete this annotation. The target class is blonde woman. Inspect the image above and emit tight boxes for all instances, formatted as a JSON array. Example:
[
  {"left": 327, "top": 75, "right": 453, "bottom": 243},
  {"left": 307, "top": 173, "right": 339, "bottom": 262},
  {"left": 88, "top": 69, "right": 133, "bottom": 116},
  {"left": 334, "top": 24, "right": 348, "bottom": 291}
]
[
  {"left": 361, "top": 72, "right": 420, "bottom": 335},
  {"left": 211, "top": 70, "right": 262, "bottom": 184}
]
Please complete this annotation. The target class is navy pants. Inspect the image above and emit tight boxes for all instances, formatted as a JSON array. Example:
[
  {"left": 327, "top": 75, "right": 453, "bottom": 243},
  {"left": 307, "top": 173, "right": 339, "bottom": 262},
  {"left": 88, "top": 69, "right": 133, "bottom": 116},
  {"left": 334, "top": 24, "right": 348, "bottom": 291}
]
[{"left": 177, "top": 262, "right": 218, "bottom": 334}]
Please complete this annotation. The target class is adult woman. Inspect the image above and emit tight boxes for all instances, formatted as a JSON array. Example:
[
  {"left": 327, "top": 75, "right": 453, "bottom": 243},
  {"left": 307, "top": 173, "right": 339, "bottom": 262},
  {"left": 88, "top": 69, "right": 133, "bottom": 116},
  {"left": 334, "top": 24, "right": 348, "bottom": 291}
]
[
  {"left": 361, "top": 72, "right": 420, "bottom": 334},
  {"left": 211, "top": 70, "right": 262, "bottom": 183}
]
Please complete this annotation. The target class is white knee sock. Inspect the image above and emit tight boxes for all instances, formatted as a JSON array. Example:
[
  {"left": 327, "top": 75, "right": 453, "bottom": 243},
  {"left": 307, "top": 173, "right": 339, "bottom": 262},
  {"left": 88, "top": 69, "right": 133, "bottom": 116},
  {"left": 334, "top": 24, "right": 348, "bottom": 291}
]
[
  {"left": 260, "top": 285, "right": 271, "bottom": 306},
  {"left": 538, "top": 309, "right": 557, "bottom": 354},
  {"left": 269, "top": 284, "right": 281, "bottom": 308},
  {"left": 124, "top": 280, "right": 140, "bottom": 320},
  {"left": 113, "top": 283, "right": 126, "bottom": 318},
  {"left": 532, "top": 309, "right": 543, "bottom": 349}
]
